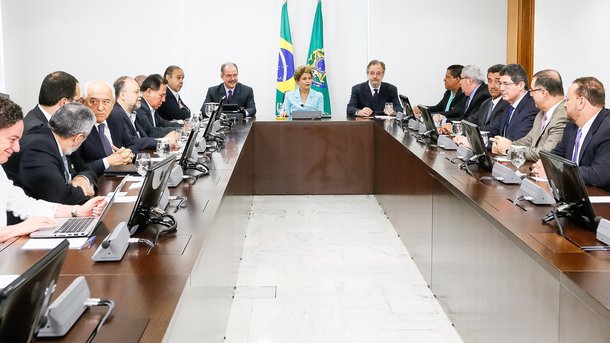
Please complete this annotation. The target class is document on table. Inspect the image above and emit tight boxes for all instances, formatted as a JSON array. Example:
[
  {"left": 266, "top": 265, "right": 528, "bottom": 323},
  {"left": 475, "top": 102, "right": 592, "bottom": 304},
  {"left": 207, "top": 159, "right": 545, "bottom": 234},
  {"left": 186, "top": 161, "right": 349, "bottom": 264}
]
[
  {"left": 21, "top": 237, "right": 89, "bottom": 250},
  {"left": 0, "top": 274, "right": 19, "bottom": 289},
  {"left": 590, "top": 196, "right": 610, "bottom": 204}
]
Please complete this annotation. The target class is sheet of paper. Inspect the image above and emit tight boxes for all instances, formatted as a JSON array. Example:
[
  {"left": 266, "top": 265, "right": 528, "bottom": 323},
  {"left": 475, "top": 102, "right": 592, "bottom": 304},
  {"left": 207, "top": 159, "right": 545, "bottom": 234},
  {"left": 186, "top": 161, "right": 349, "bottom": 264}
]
[
  {"left": 129, "top": 182, "right": 142, "bottom": 190},
  {"left": 21, "top": 237, "right": 89, "bottom": 250},
  {"left": 0, "top": 274, "right": 19, "bottom": 289},
  {"left": 590, "top": 196, "right": 610, "bottom": 204},
  {"left": 124, "top": 175, "right": 144, "bottom": 182},
  {"left": 494, "top": 156, "right": 511, "bottom": 162},
  {"left": 529, "top": 176, "right": 548, "bottom": 183},
  {"left": 114, "top": 195, "right": 138, "bottom": 203}
]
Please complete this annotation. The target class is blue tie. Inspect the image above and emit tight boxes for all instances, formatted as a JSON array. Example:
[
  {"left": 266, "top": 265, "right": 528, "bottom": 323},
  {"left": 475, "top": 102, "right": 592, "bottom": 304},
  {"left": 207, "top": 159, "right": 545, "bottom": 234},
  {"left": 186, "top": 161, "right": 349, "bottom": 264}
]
[
  {"left": 98, "top": 123, "right": 113, "bottom": 156},
  {"left": 502, "top": 106, "right": 515, "bottom": 137},
  {"left": 572, "top": 128, "right": 583, "bottom": 164}
]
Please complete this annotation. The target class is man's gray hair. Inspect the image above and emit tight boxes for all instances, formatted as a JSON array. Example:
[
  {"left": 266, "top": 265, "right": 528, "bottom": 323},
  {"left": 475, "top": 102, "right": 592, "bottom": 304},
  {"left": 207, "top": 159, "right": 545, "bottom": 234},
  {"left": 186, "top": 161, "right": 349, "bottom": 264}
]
[
  {"left": 221, "top": 62, "right": 238, "bottom": 74},
  {"left": 48, "top": 103, "right": 95, "bottom": 138},
  {"left": 82, "top": 80, "right": 116, "bottom": 100},
  {"left": 461, "top": 65, "right": 486, "bottom": 85}
]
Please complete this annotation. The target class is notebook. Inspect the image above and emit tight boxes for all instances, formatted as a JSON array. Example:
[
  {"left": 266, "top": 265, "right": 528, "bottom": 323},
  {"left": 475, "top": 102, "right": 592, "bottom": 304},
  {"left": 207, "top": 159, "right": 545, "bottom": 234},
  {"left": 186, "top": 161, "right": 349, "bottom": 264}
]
[{"left": 29, "top": 178, "right": 126, "bottom": 238}]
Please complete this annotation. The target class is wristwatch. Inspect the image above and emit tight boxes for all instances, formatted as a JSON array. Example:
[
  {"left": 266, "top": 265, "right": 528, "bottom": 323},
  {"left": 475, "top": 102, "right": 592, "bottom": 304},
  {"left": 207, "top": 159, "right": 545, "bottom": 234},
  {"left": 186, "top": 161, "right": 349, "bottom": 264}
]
[{"left": 71, "top": 205, "right": 79, "bottom": 217}]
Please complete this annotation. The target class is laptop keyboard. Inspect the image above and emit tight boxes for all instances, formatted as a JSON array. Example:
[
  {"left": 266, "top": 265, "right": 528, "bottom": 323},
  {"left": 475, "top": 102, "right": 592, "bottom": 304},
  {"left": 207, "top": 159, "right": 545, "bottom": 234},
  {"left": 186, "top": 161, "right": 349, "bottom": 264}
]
[{"left": 55, "top": 218, "right": 95, "bottom": 234}]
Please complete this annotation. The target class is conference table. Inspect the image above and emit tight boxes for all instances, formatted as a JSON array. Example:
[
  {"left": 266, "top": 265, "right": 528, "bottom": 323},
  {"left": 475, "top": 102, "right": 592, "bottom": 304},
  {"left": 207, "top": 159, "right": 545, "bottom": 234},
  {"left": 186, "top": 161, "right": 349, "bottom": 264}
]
[{"left": 1, "top": 116, "right": 610, "bottom": 342}]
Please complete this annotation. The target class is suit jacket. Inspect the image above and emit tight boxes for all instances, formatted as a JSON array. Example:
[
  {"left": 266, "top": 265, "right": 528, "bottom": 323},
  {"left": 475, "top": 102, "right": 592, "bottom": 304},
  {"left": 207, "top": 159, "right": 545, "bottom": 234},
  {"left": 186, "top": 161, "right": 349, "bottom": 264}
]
[
  {"left": 490, "top": 92, "right": 538, "bottom": 141},
  {"left": 426, "top": 89, "right": 467, "bottom": 121},
  {"left": 135, "top": 100, "right": 181, "bottom": 138},
  {"left": 462, "top": 84, "right": 491, "bottom": 121},
  {"left": 23, "top": 106, "right": 49, "bottom": 132},
  {"left": 513, "top": 100, "right": 569, "bottom": 161},
  {"left": 282, "top": 88, "right": 324, "bottom": 115},
  {"left": 467, "top": 97, "right": 510, "bottom": 132},
  {"left": 78, "top": 119, "right": 137, "bottom": 176},
  {"left": 552, "top": 109, "right": 610, "bottom": 192},
  {"left": 157, "top": 89, "right": 191, "bottom": 120},
  {"left": 346, "top": 81, "right": 401, "bottom": 116},
  {"left": 3, "top": 125, "right": 97, "bottom": 205},
  {"left": 203, "top": 83, "right": 257, "bottom": 117},
  {"left": 108, "top": 103, "right": 157, "bottom": 152}
]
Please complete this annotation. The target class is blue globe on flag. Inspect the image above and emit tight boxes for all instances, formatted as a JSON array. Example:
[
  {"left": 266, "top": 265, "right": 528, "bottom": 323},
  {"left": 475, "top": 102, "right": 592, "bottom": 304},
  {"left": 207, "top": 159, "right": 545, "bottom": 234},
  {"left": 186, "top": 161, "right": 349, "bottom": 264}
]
[{"left": 277, "top": 48, "right": 295, "bottom": 82}]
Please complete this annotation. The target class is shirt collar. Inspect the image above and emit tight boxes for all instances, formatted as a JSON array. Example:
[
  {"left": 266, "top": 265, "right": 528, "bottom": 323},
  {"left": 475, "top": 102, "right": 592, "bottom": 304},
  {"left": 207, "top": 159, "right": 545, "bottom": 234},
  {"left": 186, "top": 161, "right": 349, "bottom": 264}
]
[{"left": 38, "top": 104, "right": 52, "bottom": 122}]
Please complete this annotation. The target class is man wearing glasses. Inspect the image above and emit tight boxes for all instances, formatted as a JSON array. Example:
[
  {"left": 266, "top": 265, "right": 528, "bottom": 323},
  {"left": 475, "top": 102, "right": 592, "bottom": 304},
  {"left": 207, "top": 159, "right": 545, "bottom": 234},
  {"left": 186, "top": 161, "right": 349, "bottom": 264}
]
[
  {"left": 491, "top": 69, "right": 568, "bottom": 160},
  {"left": 23, "top": 71, "right": 82, "bottom": 132},
  {"left": 347, "top": 60, "right": 402, "bottom": 117},
  {"left": 488, "top": 63, "right": 538, "bottom": 143}
]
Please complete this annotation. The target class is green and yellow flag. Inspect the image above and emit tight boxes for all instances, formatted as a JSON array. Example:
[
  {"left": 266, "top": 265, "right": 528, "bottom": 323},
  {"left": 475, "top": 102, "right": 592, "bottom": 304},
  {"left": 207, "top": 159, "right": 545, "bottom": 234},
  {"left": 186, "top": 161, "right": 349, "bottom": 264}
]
[
  {"left": 306, "top": 0, "right": 330, "bottom": 114},
  {"left": 276, "top": 1, "right": 296, "bottom": 116}
]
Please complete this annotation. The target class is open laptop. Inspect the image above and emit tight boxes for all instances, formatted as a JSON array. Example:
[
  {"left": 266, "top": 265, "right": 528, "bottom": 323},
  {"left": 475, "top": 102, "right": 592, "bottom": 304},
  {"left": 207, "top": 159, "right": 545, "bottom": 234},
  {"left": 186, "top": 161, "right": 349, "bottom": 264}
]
[{"left": 30, "top": 178, "right": 127, "bottom": 238}]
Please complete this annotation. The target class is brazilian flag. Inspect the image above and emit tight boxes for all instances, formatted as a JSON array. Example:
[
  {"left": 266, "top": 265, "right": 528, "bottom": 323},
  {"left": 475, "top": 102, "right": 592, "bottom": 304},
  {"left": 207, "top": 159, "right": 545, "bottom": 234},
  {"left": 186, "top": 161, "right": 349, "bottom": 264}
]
[
  {"left": 306, "top": 0, "right": 331, "bottom": 114},
  {"left": 276, "top": 1, "right": 295, "bottom": 116}
]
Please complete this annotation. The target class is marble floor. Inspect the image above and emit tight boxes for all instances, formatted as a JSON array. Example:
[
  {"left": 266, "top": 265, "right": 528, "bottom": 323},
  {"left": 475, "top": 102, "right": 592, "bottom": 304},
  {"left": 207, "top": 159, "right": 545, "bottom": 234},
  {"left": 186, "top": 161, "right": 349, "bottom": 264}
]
[{"left": 224, "top": 195, "right": 463, "bottom": 343}]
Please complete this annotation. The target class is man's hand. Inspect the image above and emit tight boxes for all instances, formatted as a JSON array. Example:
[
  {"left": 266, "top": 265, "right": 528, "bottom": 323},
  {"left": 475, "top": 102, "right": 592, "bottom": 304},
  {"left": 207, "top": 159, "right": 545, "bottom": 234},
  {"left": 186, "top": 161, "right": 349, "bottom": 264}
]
[
  {"left": 357, "top": 107, "right": 373, "bottom": 117},
  {"left": 164, "top": 131, "right": 178, "bottom": 148},
  {"left": 530, "top": 159, "right": 546, "bottom": 178},
  {"left": 453, "top": 135, "right": 470, "bottom": 147},
  {"left": 491, "top": 136, "right": 512, "bottom": 155},
  {"left": 79, "top": 196, "right": 107, "bottom": 217},
  {"left": 71, "top": 176, "right": 94, "bottom": 196},
  {"left": 413, "top": 106, "right": 422, "bottom": 116},
  {"left": 14, "top": 217, "right": 55, "bottom": 236}
]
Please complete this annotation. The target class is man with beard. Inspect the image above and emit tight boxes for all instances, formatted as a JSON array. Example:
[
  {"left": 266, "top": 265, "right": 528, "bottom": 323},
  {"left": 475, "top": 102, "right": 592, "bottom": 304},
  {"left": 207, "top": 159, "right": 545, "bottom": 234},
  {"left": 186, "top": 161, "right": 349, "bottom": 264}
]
[
  {"left": 203, "top": 62, "right": 257, "bottom": 117},
  {"left": 109, "top": 76, "right": 175, "bottom": 151},
  {"left": 3, "top": 103, "right": 98, "bottom": 205}
]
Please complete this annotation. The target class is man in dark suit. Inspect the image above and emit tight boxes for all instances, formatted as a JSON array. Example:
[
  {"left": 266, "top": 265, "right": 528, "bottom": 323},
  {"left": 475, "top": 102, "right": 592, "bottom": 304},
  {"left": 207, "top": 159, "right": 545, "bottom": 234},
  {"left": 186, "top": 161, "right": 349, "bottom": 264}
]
[
  {"left": 157, "top": 66, "right": 191, "bottom": 120},
  {"left": 467, "top": 64, "right": 509, "bottom": 131},
  {"left": 110, "top": 76, "right": 176, "bottom": 151},
  {"left": 415, "top": 65, "right": 466, "bottom": 121},
  {"left": 347, "top": 59, "right": 402, "bottom": 117},
  {"left": 79, "top": 80, "right": 134, "bottom": 176},
  {"left": 532, "top": 77, "right": 610, "bottom": 192},
  {"left": 135, "top": 74, "right": 182, "bottom": 138},
  {"left": 4, "top": 103, "right": 97, "bottom": 205},
  {"left": 23, "top": 71, "right": 81, "bottom": 132},
  {"left": 203, "top": 62, "right": 256, "bottom": 117},
  {"left": 489, "top": 64, "right": 538, "bottom": 142}
]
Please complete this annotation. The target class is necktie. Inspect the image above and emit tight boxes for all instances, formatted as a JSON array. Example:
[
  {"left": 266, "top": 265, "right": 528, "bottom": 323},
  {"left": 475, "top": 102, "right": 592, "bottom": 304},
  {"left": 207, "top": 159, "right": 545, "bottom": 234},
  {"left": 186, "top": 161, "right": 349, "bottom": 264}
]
[
  {"left": 176, "top": 93, "right": 182, "bottom": 107},
  {"left": 373, "top": 88, "right": 379, "bottom": 98},
  {"left": 227, "top": 89, "right": 233, "bottom": 102},
  {"left": 483, "top": 101, "right": 494, "bottom": 125},
  {"left": 61, "top": 155, "right": 71, "bottom": 182},
  {"left": 445, "top": 92, "right": 455, "bottom": 112},
  {"left": 98, "top": 123, "right": 113, "bottom": 156},
  {"left": 540, "top": 112, "right": 548, "bottom": 132},
  {"left": 465, "top": 96, "right": 472, "bottom": 113},
  {"left": 502, "top": 106, "right": 515, "bottom": 136},
  {"left": 572, "top": 128, "right": 583, "bottom": 164}
]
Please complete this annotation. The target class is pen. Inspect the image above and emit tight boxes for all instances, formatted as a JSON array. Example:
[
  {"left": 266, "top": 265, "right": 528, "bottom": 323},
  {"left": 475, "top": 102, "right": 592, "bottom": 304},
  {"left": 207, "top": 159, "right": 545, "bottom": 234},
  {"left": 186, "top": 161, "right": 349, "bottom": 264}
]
[{"left": 82, "top": 235, "right": 96, "bottom": 250}]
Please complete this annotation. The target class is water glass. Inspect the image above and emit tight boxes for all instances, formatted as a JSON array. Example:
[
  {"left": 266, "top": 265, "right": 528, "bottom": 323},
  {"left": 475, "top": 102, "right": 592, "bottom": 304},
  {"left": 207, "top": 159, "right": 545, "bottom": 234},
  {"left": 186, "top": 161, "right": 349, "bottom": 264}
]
[
  {"left": 135, "top": 153, "right": 151, "bottom": 176},
  {"left": 480, "top": 131, "right": 489, "bottom": 146},
  {"left": 452, "top": 121, "right": 463, "bottom": 136},
  {"left": 509, "top": 145, "right": 526, "bottom": 170},
  {"left": 156, "top": 138, "right": 170, "bottom": 157},
  {"left": 384, "top": 102, "right": 393, "bottom": 115}
]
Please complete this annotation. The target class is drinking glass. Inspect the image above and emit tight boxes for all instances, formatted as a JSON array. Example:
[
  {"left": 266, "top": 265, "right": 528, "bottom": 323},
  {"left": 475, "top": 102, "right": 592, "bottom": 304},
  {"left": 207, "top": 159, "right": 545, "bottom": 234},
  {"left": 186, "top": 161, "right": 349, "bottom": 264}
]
[
  {"left": 480, "top": 131, "right": 489, "bottom": 146},
  {"left": 452, "top": 121, "right": 463, "bottom": 136},
  {"left": 135, "top": 153, "right": 151, "bottom": 176},
  {"left": 509, "top": 145, "right": 526, "bottom": 171},
  {"left": 204, "top": 103, "right": 214, "bottom": 118},
  {"left": 156, "top": 138, "right": 170, "bottom": 157},
  {"left": 384, "top": 102, "right": 393, "bottom": 115}
]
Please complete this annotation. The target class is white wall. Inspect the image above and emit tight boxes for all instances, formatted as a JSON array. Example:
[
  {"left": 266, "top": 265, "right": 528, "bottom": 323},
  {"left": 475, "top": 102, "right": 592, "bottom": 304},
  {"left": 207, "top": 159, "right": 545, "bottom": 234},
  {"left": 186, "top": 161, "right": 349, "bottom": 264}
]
[
  {"left": 535, "top": 0, "right": 610, "bottom": 102},
  {"left": 1, "top": 0, "right": 507, "bottom": 120}
]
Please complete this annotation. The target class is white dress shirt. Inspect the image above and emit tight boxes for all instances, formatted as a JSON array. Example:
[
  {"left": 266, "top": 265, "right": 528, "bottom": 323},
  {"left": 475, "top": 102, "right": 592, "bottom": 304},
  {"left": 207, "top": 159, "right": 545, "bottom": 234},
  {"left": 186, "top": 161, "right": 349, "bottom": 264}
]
[{"left": 0, "top": 167, "right": 56, "bottom": 227}]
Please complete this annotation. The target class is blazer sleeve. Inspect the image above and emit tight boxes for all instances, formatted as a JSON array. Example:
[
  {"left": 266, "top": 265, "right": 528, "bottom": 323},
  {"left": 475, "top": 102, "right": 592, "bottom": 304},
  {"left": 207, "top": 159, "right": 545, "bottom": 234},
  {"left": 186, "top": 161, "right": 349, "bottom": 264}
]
[
  {"left": 580, "top": 136, "right": 610, "bottom": 190},
  {"left": 244, "top": 87, "right": 257, "bottom": 117},
  {"left": 282, "top": 91, "right": 294, "bottom": 115},
  {"left": 136, "top": 111, "right": 174, "bottom": 138},
  {"left": 20, "top": 143, "right": 89, "bottom": 205},
  {"left": 158, "top": 93, "right": 191, "bottom": 120},
  {"left": 346, "top": 85, "right": 361, "bottom": 116},
  {"left": 315, "top": 92, "right": 324, "bottom": 112},
  {"left": 427, "top": 91, "right": 449, "bottom": 113}
]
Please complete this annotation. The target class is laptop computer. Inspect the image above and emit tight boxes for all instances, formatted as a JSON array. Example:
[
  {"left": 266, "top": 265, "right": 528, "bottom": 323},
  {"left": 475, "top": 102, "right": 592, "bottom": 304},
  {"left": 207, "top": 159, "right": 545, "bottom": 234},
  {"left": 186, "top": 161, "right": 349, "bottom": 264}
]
[{"left": 30, "top": 178, "right": 127, "bottom": 238}]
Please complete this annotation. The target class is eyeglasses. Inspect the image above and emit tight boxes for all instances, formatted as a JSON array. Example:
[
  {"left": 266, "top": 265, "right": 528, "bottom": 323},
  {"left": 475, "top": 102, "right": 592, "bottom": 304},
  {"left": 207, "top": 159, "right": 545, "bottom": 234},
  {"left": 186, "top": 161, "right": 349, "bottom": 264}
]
[
  {"left": 498, "top": 81, "right": 516, "bottom": 87},
  {"left": 528, "top": 88, "right": 543, "bottom": 94},
  {"left": 87, "top": 98, "right": 112, "bottom": 107}
]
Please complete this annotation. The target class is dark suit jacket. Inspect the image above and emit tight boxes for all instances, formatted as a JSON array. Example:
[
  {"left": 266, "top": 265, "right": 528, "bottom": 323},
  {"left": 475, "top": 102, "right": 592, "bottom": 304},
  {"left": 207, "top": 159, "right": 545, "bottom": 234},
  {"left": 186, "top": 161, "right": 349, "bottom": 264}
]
[
  {"left": 78, "top": 119, "right": 137, "bottom": 176},
  {"left": 489, "top": 92, "right": 538, "bottom": 141},
  {"left": 108, "top": 103, "right": 156, "bottom": 152},
  {"left": 135, "top": 100, "right": 181, "bottom": 138},
  {"left": 203, "top": 83, "right": 257, "bottom": 117},
  {"left": 462, "top": 84, "right": 491, "bottom": 121},
  {"left": 552, "top": 109, "right": 610, "bottom": 192},
  {"left": 3, "top": 125, "right": 97, "bottom": 205},
  {"left": 346, "top": 81, "right": 401, "bottom": 116},
  {"left": 467, "top": 97, "right": 510, "bottom": 132},
  {"left": 23, "top": 106, "right": 49, "bottom": 132},
  {"left": 157, "top": 89, "right": 191, "bottom": 120},
  {"left": 427, "top": 89, "right": 467, "bottom": 121}
]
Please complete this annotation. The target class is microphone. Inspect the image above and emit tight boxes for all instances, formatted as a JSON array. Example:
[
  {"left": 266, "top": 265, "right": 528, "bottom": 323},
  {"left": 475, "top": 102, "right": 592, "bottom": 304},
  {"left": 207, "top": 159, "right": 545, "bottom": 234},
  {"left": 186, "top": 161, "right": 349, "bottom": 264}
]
[
  {"left": 299, "top": 103, "right": 326, "bottom": 115},
  {"left": 101, "top": 239, "right": 111, "bottom": 249}
]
